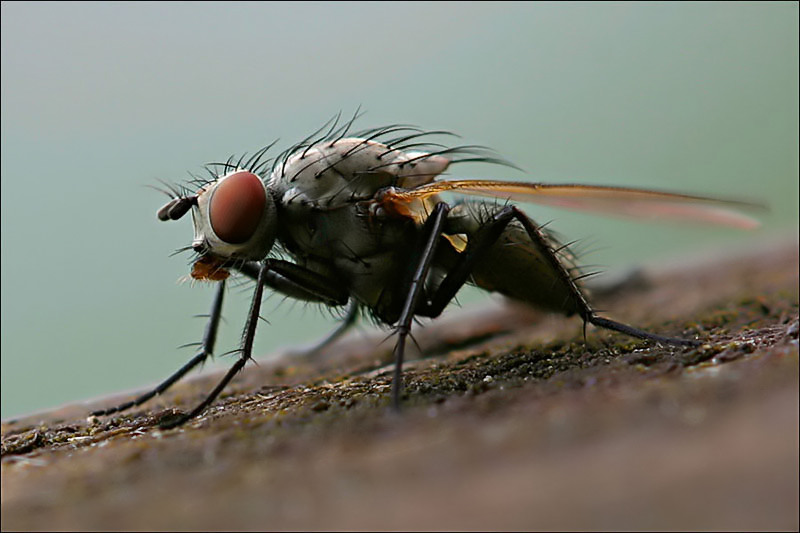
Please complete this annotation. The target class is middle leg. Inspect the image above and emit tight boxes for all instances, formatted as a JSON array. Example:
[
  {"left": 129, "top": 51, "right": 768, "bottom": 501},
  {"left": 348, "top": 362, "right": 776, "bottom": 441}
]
[{"left": 389, "top": 202, "right": 451, "bottom": 409}]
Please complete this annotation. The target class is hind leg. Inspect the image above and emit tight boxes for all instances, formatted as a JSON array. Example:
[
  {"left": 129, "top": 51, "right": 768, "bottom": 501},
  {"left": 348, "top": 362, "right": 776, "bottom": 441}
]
[{"left": 418, "top": 205, "right": 698, "bottom": 346}]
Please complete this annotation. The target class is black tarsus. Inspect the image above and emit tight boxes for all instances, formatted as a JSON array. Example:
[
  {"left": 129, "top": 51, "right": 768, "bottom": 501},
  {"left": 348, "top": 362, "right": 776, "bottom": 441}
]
[
  {"left": 90, "top": 280, "right": 227, "bottom": 417},
  {"left": 90, "top": 256, "right": 350, "bottom": 423},
  {"left": 586, "top": 315, "right": 699, "bottom": 347},
  {"left": 505, "top": 205, "right": 699, "bottom": 347},
  {"left": 122, "top": 116, "right": 701, "bottom": 427},
  {"left": 383, "top": 202, "right": 699, "bottom": 409},
  {"left": 159, "top": 262, "right": 270, "bottom": 429},
  {"left": 390, "top": 202, "right": 451, "bottom": 410}
]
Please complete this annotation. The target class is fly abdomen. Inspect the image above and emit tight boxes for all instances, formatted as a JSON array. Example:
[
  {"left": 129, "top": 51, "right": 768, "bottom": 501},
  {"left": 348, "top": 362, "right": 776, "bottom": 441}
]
[{"left": 445, "top": 201, "right": 589, "bottom": 316}]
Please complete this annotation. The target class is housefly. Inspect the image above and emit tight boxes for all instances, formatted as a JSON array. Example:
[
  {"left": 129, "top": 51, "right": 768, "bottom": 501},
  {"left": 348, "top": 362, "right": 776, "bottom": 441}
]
[{"left": 92, "top": 112, "right": 761, "bottom": 428}]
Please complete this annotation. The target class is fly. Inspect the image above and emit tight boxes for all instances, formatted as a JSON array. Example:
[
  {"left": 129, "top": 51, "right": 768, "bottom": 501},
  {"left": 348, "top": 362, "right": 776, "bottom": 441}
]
[{"left": 92, "top": 112, "right": 762, "bottom": 428}]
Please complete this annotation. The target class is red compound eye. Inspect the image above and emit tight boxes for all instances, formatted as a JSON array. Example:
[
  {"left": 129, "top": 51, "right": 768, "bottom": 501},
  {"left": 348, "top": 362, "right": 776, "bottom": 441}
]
[{"left": 209, "top": 171, "right": 267, "bottom": 244}]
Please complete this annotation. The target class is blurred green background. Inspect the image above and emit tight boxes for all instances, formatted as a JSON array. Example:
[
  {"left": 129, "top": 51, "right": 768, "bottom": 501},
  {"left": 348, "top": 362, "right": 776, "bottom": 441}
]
[{"left": 2, "top": 2, "right": 797, "bottom": 419}]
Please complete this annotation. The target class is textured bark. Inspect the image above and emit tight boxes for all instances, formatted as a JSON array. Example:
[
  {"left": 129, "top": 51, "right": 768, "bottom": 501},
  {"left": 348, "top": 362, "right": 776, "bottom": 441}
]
[{"left": 2, "top": 238, "right": 798, "bottom": 531}]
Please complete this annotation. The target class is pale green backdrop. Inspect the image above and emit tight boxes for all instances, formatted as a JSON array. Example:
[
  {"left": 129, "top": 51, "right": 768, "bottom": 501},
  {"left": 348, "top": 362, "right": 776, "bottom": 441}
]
[{"left": 2, "top": 2, "right": 797, "bottom": 418}]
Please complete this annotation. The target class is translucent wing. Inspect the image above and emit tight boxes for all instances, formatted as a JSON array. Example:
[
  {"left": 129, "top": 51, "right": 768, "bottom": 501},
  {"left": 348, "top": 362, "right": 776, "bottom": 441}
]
[{"left": 382, "top": 179, "right": 764, "bottom": 229}]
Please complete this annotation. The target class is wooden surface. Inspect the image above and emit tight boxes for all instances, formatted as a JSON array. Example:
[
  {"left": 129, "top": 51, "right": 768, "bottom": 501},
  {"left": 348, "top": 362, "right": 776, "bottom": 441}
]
[{"left": 2, "top": 237, "right": 798, "bottom": 531}]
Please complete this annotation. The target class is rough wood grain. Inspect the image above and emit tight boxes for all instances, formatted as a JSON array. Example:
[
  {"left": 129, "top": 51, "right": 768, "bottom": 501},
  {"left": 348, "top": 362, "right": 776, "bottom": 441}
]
[{"left": 2, "top": 237, "right": 798, "bottom": 531}]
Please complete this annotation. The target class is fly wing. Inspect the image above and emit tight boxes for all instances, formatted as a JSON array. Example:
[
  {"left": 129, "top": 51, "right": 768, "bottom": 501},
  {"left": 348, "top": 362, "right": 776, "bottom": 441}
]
[{"left": 382, "top": 179, "right": 764, "bottom": 229}]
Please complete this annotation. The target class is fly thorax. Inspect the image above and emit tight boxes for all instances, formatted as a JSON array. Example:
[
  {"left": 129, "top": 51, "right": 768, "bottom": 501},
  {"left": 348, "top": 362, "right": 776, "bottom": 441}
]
[
  {"left": 268, "top": 138, "right": 450, "bottom": 209},
  {"left": 191, "top": 170, "right": 277, "bottom": 260},
  {"left": 280, "top": 202, "right": 402, "bottom": 262}
]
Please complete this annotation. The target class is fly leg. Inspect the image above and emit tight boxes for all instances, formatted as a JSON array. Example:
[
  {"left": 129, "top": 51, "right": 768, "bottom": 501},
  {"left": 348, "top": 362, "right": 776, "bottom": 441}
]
[
  {"left": 236, "top": 259, "right": 349, "bottom": 307},
  {"left": 391, "top": 202, "right": 451, "bottom": 410},
  {"left": 240, "top": 258, "right": 358, "bottom": 355},
  {"left": 91, "top": 279, "right": 227, "bottom": 417},
  {"left": 506, "top": 207, "right": 699, "bottom": 346},
  {"left": 93, "top": 257, "right": 349, "bottom": 424},
  {"left": 158, "top": 262, "right": 272, "bottom": 429},
  {"left": 295, "top": 300, "right": 360, "bottom": 358},
  {"left": 418, "top": 205, "right": 698, "bottom": 346},
  {"left": 158, "top": 260, "right": 351, "bottom": 428}
]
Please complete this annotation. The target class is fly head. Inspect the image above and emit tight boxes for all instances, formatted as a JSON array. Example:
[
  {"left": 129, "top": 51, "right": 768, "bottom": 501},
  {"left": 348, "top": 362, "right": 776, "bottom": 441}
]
[{"left": 158, "top": 170, "right": 278, "bottom": 278}]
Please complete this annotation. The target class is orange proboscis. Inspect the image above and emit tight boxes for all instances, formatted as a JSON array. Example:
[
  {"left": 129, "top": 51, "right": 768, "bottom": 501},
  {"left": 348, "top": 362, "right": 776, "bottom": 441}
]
[{"left": 191, "top": 256, "right": 230, "bottom": 281}]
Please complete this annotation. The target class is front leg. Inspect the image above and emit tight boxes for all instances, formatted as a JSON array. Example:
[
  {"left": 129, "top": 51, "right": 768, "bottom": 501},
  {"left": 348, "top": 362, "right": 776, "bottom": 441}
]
[
  {"left": 93, "top": 259, "right": 348, "bottom": 422},
  {"left": 236, "top": 258, "right": 349, "bottom": 306},
  {"left": 91, "top": 279, "right": 227, "bottom": 417},
  {"left": 159, "top": 262, "right": 272, "bottom": 429},
  {"left": 158, "top": 259, "right": 350, "bottom": 428}
]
